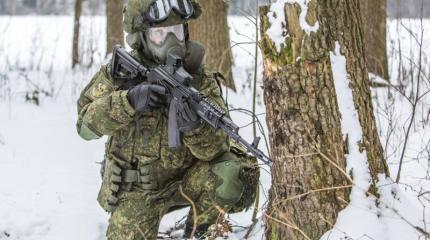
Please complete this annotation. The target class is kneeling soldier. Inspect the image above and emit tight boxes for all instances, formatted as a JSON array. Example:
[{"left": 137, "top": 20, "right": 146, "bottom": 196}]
[{"left": 76, "top": 0, "right": 259, "bottom": 239}]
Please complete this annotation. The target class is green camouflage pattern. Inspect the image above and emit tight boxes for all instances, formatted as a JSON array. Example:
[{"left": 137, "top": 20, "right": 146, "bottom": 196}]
[
  {"left": 105, "top": 155, "right": 258, "bottom": 240},
  {"left": 76, "top": 49, "right": 259, "bottom": 239},
  {"left": 107, "top": 161, "right": 218, "bottom": 240},
  {"left": 123, "top": 0, "right": 202, "bottom": 34}
]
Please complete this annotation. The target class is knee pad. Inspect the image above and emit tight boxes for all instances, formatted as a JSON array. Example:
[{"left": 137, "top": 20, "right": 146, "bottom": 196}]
[{"left": 211, "top": 152, "right": 244, "bottom": 207}]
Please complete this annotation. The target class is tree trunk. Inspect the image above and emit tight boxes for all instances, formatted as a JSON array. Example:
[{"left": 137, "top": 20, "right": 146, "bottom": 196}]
[
  {"left": 106, "top": 0, "right": 124, "bottom": 55},
  {"left": 189, "top": 0, "right": 236, "bottom": 91},
  {"left": 72, "top": 0, "right": 83, "bottom": 68},
  {"left": 5, "top": 0, "right": 17, "bottom": 15},
  {"left": 361, "top": 0, "right": 389, "bottom": 80},
  {"left": 260, "top": 1, "right": 390, "bottom": 239}
]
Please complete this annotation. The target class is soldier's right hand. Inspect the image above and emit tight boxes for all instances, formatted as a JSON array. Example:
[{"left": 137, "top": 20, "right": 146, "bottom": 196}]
[{"left": 127, "top": 83, "right": 167, "bottom": 113}]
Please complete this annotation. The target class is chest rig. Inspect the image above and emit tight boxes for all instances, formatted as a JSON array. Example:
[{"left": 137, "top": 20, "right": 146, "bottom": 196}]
[{"left": 98, "top": 43, "right": 207, "bottom": 211}]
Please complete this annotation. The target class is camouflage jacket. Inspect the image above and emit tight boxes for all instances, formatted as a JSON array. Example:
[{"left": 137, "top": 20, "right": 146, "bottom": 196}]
[{"left": 76, "top": 51, "right": 228, "bottom": 209}]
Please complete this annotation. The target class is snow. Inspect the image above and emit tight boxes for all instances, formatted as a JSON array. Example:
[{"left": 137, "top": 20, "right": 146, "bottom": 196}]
[
  {"left": 266, "top": 0, "right": 319, "bottom": 52},
  {"left": 324, "top": 41, "right": 385, "bottom": 240},
  {"left": 0, "top": 16, "right": 270, "bottom": 240},
  {"left": 321, "top": 26, "right": 430, "bottom": 239},
  {"left": 330, "top": 41, "right": 373, "bottom": 193},
  {"left": 0, "top": 101, "right": 109, "bottom": 240},
  {"left": 0, "top": 14, "right": 429, "bottom": 240}
]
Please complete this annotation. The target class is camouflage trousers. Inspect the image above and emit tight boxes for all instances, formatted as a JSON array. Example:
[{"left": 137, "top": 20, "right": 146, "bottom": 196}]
[
  {"left": 106, "top": 161, "right": 224, "bottom": 240},
  {"left": 105, "top": 144, "right": 260, "bottom": 240}
]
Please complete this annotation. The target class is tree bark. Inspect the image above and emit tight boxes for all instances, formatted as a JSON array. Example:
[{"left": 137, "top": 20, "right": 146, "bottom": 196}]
[
  {"left": 260, "top": 1, "right": 390, "bottom": 239},
  {"left": 360, "top": 0, "right": 389, "bottom": 80},
  {"left": 72, "top": 0, "right": 83, "bottom": 68},
  {"left": 106, "top": 0, "right": 124, "bottom": 55},
  {"left": 189, "top": 0, "right": 236, "bottom": 91}
]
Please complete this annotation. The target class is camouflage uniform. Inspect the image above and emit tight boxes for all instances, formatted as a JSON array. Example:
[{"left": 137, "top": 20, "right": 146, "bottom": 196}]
[{"left": 76, "top": 1, "right": 259, "bottom": 239}]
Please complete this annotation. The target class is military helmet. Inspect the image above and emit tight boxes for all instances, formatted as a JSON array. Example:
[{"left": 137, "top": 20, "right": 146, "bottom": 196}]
[{"left": 123, "top": 0, "right": 202, "bottom": 34}]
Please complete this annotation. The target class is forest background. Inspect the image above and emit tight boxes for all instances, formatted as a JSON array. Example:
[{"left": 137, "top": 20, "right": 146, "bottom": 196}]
[{"left": 1, "top": 0, "right": 430, "bottom": 240}]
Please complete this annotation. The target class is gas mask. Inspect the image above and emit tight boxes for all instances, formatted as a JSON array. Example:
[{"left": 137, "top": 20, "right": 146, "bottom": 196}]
[{"left": 141, "top": 24, "right": 187, "bottom": 64}]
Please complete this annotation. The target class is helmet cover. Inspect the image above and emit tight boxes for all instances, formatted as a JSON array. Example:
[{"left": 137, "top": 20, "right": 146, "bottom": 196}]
[{"left": 123, "top": 0, "right": 202, "bottom": 34}]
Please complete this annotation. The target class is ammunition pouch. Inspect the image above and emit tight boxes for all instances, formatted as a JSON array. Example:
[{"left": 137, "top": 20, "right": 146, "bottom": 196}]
[
  {"left": 97, "top": 157, "right": 123, "bottom": 212},
  {"left": 98, "top": 154, "right": 161, "bottom": 213}
]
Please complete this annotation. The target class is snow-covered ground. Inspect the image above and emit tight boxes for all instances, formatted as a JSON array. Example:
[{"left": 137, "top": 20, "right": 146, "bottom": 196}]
[
  {"left": 0, "top": 15, "right": 429, "bottom": 240},
  {"left": 0, "top": 16, "right": 269, "bottom": 240}
]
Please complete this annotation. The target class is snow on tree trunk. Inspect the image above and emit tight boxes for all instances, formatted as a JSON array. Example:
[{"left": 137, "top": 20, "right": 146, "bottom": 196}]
[
  {"left": 188, "top": 0, "right": 236, "bottom": 91},
  {"left": 106, "top": 0, "right": 124, "bottom": 55},
  {"left": 260, "top": 0, "right": 390, "bottom": 239}
]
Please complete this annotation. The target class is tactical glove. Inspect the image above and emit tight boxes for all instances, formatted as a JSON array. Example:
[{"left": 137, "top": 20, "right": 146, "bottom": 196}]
[{"left": 127, "top": 83, "right": 167, "bottom": 113}]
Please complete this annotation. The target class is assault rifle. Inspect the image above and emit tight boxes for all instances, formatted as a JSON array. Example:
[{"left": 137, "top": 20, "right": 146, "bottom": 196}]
[{"left": 111, "top": 46, "right": 271, "bottom": 165}]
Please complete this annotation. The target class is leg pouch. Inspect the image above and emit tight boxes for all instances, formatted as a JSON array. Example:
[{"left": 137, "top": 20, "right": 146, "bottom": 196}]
[{"left": 98, "top": 154, "right": 127, "bottom": 212}]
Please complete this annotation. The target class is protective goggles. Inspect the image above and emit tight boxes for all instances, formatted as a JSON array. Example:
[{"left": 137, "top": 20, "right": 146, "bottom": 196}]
[
  {"left": 146, "top": 24, "right": 185, "bottom": 45},
  {"left": 145, "top": 0, "right": 195, "bottom": 23}
]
